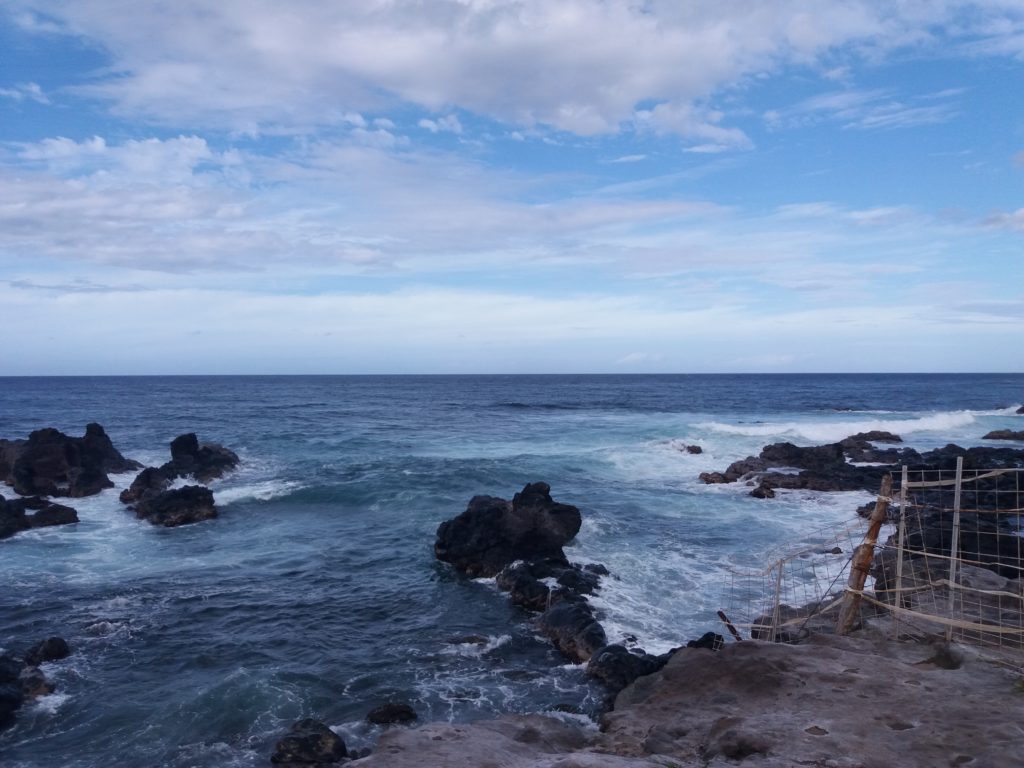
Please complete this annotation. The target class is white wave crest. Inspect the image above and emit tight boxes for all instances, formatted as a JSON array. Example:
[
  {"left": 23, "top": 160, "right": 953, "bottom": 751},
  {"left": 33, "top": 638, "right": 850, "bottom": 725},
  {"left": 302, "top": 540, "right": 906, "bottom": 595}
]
[
  {"left": 31, "top": 692, "right": 70, "bottom": 715},
  {"left": 697, "top": 410, "right": 978, "bottom": 443},
  {"left": 214, "top": 480, "right": 303, "bottom": 505}
]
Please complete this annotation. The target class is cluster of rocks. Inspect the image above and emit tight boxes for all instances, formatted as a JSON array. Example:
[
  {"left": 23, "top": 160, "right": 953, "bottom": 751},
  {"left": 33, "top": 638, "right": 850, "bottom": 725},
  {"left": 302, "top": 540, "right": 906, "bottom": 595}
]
[
  {"left": 119, "top": 432, "right": 239, "bottom": 527},
  {"left": 700, "top": 431, "right": 1024, "bottom": 498},
  {"left": 435, "top": 482, "right": 612, "bottom": 663},
  {"left": 0, "top": 423, "right": 240, "bottom": 536},
  {"left": 0, "top": 423, "right": 141, "bottom": 499},
  {"left": 435, "top": 483, "right": 719, "bottom": 702},
  {"left": 0, "top": 637, "right": 70, "bottom": 731}
]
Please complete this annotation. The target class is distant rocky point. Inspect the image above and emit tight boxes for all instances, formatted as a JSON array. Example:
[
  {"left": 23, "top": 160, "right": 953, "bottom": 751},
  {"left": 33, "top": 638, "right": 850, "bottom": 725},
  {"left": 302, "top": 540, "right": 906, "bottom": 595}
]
[{"left": 699, "top": 433, "right": 1024, "bottom": 495}]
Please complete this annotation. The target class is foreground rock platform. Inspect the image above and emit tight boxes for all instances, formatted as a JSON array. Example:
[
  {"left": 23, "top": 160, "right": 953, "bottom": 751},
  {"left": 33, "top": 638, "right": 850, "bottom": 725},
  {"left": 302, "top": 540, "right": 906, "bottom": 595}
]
[{"left": 348, "top": 633, "right": 1022, "bottom": 767}]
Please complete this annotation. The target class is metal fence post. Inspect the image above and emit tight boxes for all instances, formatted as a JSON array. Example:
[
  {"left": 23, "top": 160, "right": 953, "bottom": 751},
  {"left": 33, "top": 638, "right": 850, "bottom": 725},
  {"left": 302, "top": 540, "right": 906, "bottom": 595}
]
[{"left": 945, "top": 456, "right": 964, "bottom": 642}]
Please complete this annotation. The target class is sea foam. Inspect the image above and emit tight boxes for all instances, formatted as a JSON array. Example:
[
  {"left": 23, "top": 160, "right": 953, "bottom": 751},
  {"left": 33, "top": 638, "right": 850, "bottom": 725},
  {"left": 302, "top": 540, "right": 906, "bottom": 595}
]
[{"left": 697, "top": 410, "right": 978, "bottom": 443}]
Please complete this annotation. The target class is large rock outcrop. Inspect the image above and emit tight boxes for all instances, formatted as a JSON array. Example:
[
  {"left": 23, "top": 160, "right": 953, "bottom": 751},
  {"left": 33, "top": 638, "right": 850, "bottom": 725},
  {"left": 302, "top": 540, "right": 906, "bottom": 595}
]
[
  {"left": 0, "top": 423, "right": 141, "bottom": 498},
  {"left": 437, "top": 484, "right": 617, "bottom": 668},
  {"left": 435, "top": 482, "right": 581, "bottom": 577},
  {"left": 120, "top": 432, "right": 239, "bottom": 505},
  {"left": 119, "top": 433, "right": 238, "bottom": 527}
]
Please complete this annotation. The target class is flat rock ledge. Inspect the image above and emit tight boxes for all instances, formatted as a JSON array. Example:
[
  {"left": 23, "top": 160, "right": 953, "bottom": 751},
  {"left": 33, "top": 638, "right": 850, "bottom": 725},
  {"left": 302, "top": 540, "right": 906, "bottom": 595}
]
[{"left": 348, "top": 633, "right": 1022, "bottom": 768}]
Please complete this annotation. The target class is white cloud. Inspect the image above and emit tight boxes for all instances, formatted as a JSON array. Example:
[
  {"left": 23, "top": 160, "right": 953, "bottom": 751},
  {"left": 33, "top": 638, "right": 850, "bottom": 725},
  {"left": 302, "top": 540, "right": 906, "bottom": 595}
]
[
  {"left": 418, "top": 114, "right": 463, "bottom": 134},
  {"left": 765, "top": 87, "right": 960, "bottom": 131},
  {"left": 2, "top": 278, "right": 1019, "bottom": 374},
  {"left": 0, "top": 81, "right": 50, "bottom": 103},
  {"left": 11, "top": 1, "right": 1017, "bottom": 141},
  {"left": 985, "top": 208, "right": 1024, "bottom": 231}
]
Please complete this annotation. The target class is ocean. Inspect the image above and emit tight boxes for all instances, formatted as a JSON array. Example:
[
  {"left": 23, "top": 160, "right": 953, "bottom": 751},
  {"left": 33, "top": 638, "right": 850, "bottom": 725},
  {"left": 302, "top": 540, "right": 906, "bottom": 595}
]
[{"left": 1, "top": 374, "right": 1022, "bottom": 767}]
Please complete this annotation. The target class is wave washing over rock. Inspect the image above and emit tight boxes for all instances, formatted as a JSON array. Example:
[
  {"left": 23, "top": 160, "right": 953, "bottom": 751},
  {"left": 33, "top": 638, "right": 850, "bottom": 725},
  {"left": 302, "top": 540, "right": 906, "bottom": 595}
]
[{"left": 1, "top": 374, "right": 1023, "bottom": 767}]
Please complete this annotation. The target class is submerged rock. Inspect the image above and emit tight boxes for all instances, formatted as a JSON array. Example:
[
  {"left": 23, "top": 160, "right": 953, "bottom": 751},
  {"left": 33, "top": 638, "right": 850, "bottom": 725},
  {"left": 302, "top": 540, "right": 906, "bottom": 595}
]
[
  {"left": 0, "top": 423, "right": 140, "bottom": 498},
  {"left": 367, "top": 702, "right": 417, "bottom": 725},
  {"left": 982, "top": 429, "right": 1024, "bottom": 441},
  {"left": 0, "top": 495, "right": 79, "bottom": 540},
  {"left": 435, "top": 482, "right": 582, "bottom": 577},
  {"left": 271, "top": 718, "right": 347, "bottom": 764},
  {"left": 0, "top": 637, "right": 69, "bottom": 731},
  {"left": 537, "top": 597, "right": 607, "bottom": 663},
  {"left": 586, "top": 644, "right": 670, "bottom": 694},
  {"left": 0, "top": 656, "right": 25, "bottom": 731},
  {"left": 23, "top": 637, "right": 71, "bottom": 666}
]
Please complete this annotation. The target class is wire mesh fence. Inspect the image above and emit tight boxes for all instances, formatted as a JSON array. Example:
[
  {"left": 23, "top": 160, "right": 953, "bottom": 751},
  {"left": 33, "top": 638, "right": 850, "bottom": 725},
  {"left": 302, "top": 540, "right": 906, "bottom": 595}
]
[
  {"left": 873, "top": 463, "right": 1023, "bottom": 650},
  {"left": 722, "top": 463, "right": 1024, "bottom": 656}
]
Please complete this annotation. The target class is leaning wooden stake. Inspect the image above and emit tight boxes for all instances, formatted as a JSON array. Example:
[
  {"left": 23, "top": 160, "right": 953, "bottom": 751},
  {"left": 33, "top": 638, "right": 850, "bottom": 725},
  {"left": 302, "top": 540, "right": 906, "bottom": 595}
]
[
  {"left": 836, "top": 474, "right": 893, "bottom": 636},
  {"left": 717, "top": 610, "right": 743, "bottom": 642}
]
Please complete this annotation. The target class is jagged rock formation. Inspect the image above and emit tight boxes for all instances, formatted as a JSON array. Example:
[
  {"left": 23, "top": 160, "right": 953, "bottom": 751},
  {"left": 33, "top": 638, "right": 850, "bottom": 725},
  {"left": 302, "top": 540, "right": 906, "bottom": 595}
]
[
  {"left": 0, "top": 423, "right": 140, "bottom": 498},
  {"left": 435, "top": 482, "right": 581, "bottom": 577},
  {"left": 700, "top": 436, "right": 1024, "bottom": 494},
  {"left": 120, "top": 432, "right": 238, "bottom": 527}
]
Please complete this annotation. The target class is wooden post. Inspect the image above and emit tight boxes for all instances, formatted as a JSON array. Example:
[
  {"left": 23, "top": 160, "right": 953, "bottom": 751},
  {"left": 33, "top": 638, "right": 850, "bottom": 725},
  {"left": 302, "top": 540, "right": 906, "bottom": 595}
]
[
  {"left": 836, "top": 474, "right": 893, "bottom": 635},
  {"left": 717, "top": 610, "right": 743, "bottom": 642}
]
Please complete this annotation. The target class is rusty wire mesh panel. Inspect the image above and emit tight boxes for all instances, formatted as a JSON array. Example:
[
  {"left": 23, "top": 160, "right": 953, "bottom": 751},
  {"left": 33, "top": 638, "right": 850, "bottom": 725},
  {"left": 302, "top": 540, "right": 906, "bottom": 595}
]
[
  {"left": 722, "top": 466, "right": 1024, "bottom": 658},
  {"left": 872, "top": 466, "right": 1024, "bottom": 652},
  {"left": 722, "top": 517, "right": 866, "bottom": 642}
]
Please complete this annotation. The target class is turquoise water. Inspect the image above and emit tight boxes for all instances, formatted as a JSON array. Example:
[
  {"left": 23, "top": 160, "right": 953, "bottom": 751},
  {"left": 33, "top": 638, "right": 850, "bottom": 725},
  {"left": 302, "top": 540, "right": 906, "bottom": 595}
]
[{"left": 1, "top": 374, "right": 1022, "bottom": 766}]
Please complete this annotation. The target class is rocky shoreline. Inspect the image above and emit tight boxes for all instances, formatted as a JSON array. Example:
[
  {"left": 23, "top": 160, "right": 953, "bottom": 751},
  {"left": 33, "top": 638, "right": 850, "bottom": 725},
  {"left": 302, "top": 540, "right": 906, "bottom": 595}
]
[
  {"left": 337, "top": 428, "right": 1024, "bottom": 766},
  {"left": 4, "top": 420, "right": 1024, "bottom": 765},
  {"left": 0, "top": 424, "right": 240, "bottom": 731}
]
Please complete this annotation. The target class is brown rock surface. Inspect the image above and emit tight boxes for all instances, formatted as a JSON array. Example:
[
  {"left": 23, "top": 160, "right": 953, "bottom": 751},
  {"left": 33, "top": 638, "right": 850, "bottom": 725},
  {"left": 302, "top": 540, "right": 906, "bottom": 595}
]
[{"left": 349, "top": 634, "right": 1023, "bottom": 767}]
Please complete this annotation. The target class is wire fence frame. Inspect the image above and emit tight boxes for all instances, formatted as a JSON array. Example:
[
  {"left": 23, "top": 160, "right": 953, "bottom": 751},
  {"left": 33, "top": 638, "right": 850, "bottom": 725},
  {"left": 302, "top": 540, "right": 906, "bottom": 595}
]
[
  {"left": 722, "top": 462, "right": 1024, "bottom": 658},
  {"left": 875, "top": 460, "right": 1023, "bottom": 652}
]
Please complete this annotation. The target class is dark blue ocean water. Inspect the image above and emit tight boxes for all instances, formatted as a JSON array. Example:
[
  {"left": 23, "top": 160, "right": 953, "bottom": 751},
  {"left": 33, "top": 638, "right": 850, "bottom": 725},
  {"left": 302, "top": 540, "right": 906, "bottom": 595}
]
[{"left": 1, "top": 374, "right": 1022, "bottom": 767}]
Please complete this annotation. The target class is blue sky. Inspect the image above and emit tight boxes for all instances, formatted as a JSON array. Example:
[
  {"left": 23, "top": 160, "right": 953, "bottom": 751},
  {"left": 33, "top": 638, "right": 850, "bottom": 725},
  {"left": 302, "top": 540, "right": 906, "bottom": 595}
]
[{"left": 1, "top": 1, "right": 1022, "bottom": 374}]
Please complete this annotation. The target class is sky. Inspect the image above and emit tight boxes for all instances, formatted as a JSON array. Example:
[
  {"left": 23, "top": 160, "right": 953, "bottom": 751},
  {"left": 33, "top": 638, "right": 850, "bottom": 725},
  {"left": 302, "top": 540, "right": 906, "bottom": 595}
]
[{"left": 1, "top": 1, "right": 1023, "bottom": 375}]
